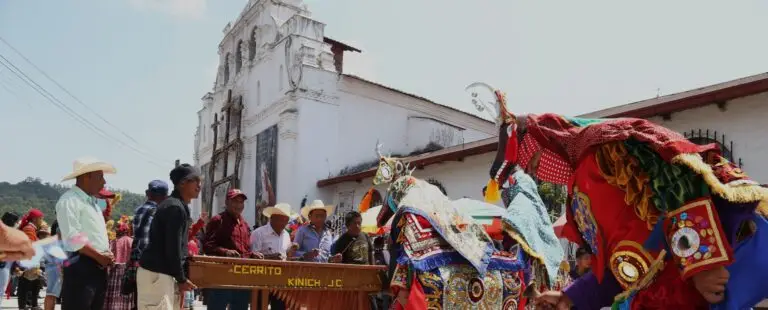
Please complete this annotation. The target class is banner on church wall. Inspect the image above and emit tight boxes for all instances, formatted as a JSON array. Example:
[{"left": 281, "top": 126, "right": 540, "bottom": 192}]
[
  {"left": 200, "top": 163, "right": 212, "bottom": 214},
  {"left": 254, "top": 125, "right": 278, "bottom": 226},
  {"left": 213, "top": 180, "right": 231, "bottom": 215}
]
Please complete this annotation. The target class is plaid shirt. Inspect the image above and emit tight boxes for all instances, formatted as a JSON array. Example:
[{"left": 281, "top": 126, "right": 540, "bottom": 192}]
[{"left": 129, "top": 201, "right": 157, "bottom": 263}]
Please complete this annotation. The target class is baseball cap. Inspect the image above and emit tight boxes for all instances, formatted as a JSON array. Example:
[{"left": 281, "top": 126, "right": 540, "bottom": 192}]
[
  {"left": 147, "top": 180, "right": 169, "bottom": 195},
  {"left": 227, "top": 189, "right": 247, "bottom": 200}
]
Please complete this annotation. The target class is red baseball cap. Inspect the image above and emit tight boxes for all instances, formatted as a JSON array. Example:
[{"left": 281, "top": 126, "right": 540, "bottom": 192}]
[{"left": 226, "top": 189, "right": 247, "bottom": 200}]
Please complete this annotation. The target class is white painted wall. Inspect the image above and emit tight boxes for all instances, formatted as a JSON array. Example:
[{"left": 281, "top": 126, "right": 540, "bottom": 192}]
[
  {"left": 646, "top": 91, "right": 768, "bottom": 183},
  {"left": 333, "top": 76, "right": 493, "bottom": 176},
  {"left": 322, "top": 152, "right": 499, "bottom": 211}
]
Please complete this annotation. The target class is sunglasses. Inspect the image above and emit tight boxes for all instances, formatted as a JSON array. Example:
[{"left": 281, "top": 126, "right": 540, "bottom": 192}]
[{"left": 17, "top": 233, "right": 89, "bottom": 269}]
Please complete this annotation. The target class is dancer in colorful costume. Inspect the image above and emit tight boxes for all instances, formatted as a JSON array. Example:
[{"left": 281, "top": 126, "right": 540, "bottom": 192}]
[
  {"left": 466, "top": 82, "right": 768, "bottom": 309},
  {"left": 361, "top": 143, "right": 565, "bottom": 309}
]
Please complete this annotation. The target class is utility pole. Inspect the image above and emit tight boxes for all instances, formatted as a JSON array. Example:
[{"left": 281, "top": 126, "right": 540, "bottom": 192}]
[{"left": 174, "top": 159, "right": 180, "bottom": 168}]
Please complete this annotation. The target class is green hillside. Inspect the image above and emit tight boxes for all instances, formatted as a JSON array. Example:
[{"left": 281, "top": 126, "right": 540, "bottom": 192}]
[{"left": 0, "top": 177, "right": 145, "bottom": 224}]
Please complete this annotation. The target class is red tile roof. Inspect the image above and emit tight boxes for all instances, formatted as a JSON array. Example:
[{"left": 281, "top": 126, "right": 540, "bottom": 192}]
[
  {"left": 323, "top": 37, "right": 362, "bottom": 53},
  {"left": 316, "top": 138, "right": 497, "bottom": 187},
  {"left": 583, "top": 72, "right": 768, "bottom": 118}
]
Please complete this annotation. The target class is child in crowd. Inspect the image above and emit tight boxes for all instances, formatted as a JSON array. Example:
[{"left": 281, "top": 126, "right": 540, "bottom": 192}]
[
  {"left": 183, "top": 212, "right": 208, "bottom": 310},
  {"left": 44, "top": 221, "right": 62, "bottom": 310}
]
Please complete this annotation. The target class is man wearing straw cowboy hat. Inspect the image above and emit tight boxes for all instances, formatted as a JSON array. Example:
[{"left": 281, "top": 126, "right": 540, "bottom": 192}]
[
  {"left": 293, "top": 200, "right": 341, "bottom": 263},
  {"left": 250, "top": 203, "right": 293, "bottom": 310},
  {"left": 56, "top": 157, "right": 117, "bottom": 310}
]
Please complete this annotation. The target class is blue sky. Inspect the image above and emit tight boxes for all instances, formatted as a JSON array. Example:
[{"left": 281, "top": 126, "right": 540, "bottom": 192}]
[{"left": 2, "top": 0, "right": 768, "bottom": 193}]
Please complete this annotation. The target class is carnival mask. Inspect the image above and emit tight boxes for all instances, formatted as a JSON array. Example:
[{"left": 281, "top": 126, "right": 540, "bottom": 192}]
[
  {"left": 371, "top": 143, "right": 415, "bottom": 227},
  {"left": 372, "top": 143, "right": 414, "bottom": 186}
]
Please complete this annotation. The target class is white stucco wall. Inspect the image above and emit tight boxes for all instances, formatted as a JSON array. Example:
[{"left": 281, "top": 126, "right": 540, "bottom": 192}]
[
  {"left": 321, "top": 152, "right": 499, "bottom": 214},
  {"left": 646, "top": 91, "right": 768, "bottom": 183},
  {"left": 332, "top": 76, "right": 493, "bottom": 176}
]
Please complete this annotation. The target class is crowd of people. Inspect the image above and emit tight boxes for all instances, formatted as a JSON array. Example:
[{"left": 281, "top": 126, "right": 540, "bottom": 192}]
[{"left": 0, "top": 157, "right": 395, "bottom": 310}]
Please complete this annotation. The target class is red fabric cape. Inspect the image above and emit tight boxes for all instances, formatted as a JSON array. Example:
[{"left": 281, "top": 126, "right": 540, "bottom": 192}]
[{"left": 525, "top": 113, "right": 718, "bottom": 170}]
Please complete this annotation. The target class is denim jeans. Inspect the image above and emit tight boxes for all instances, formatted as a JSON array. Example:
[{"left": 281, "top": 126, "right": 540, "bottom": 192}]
[
  {"left": 0, "top": 265, "right": 9, "bottom": 300},
  {"left": 45, "top": 262, "right": 62, "bottom": 297},
  {"left": 184, "top": 290, "right": 195, "bottom": 308},
  {"left": 206, "top": 289, "right": 250, "bottom": 310}
]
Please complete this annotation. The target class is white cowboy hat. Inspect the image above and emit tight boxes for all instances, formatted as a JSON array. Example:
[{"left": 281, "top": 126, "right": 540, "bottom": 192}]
[
  {"left": 301, "top": 200, "right": 335, "bottom": 220},
  {"left": 61, "top": 157, "right": 117, "bottom": 181},
  {"left": 263, "top": 203, "right": 293, "bottom": 218}
]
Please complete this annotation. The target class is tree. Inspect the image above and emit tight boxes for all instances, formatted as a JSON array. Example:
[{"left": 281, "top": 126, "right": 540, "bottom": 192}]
[
  {"left": 537, "top": 181, "right": 567, "bottom": 223},
  {"left": 0, "top": 178, "right": 144, "bottom": 224}
]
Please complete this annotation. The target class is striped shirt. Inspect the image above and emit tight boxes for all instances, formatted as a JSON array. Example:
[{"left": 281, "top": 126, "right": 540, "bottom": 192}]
[{"left": 129, "top": 201, "right": 157, "bottom": 262}]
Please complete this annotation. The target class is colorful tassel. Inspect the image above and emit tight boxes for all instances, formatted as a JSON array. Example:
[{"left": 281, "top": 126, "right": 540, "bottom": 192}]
[
  {"left": 485, "top": 179, "right": 501, "bottom": 203},
  {"left": 358, "top": 187, "right": 374, "bottom": 213}
]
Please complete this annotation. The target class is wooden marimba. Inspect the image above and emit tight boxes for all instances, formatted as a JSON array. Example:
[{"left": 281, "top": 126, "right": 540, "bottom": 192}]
[{"left": 188, "top": 256, "right": 386, "bottom": 310}]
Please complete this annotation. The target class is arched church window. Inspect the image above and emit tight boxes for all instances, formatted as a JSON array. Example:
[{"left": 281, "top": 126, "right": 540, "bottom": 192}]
[
  {"left": 249, "top": 27, "right": 258, "bottom": 61},
  {"left": 684, "top": 129, "right": 743, "bottom": 167},
  {"left": 212, "top": 113, "right": 218, "bottom": 141},
  {"left": 235, "top": 40, "right": 243, "bottom": 73},
  {"left": 223, "top": 53, "right": 231, "bottom": 84},
  {"left": 256, "top": 81, "right": 261, "bottom": 106},
  {"left": 370, "top": 189, "right": 383, "bottom": 206}
]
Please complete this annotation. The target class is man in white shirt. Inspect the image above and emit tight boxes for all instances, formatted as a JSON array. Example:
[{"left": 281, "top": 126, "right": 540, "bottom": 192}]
[
  {"left": 56, "top": 157, "right": 116, "bottom": 310},
  {"left": 250, "top": 203, "right": 292, "bottom": 260},
  {"left": 250, "top": 203, "right": 292, "bottom": 309}
]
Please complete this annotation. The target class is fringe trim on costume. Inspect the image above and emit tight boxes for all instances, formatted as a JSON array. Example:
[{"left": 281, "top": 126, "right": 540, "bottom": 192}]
[
  {"left": 672, "top": 154, "right": 768, "bottom": 210},
  {"left": 487, "top": 255, "right": 527, "bottom": 271},
  {"left": 502, "top": 221, "right": 546, "bottom": 269},
  {"left": 758, "top": 199, "right": 768, "bottom": 217},
  {"left": 613, "top": 250, "right": 667, "bottom": 303},
  {"left": 595, "top": 142, "right": 659, "bottom": 230}
]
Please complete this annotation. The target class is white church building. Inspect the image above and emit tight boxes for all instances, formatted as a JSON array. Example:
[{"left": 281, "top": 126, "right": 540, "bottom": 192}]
[
  {"left": 192, "top": 1, "right": 768, "bottom": 229},
  {"left": 191, "top": 0, "right": 495, "bottom": 224}
]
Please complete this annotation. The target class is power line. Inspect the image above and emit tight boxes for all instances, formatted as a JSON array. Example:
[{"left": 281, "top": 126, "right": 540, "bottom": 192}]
[
  {"left": 0, "top": 69, "right": 32, "bottom": 108},
  {"left": 0, "top": 54, "right": 168, "bottom": 169},
  {"left": 0, "top": 35, "right": 173, "bottom": 163}
]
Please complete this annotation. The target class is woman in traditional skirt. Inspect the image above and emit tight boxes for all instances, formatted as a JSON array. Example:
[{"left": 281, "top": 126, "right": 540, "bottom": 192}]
[{"left": 104, "top": 222, "right": 135, "bottom": 310}]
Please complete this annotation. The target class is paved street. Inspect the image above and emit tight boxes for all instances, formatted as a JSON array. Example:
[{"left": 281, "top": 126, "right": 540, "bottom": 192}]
[{"left": 0, "top": 295, "right": 208, "bottom": 309}]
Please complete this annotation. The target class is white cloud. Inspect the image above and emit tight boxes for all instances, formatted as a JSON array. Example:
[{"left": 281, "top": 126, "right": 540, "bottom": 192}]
[{"left": 127, "top": 0, "right": 207, "bottom": 20}]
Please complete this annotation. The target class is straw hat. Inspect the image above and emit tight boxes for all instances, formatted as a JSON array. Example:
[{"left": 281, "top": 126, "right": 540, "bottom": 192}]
[
  {"left": 61, "top": 157, "right": 116, "bottom": 181},
  {"left": 301, "top": 200, "right": 335, "bottom": 220},
  {"left": 263, "top": 203, "right": 293, "bottom": 218}
]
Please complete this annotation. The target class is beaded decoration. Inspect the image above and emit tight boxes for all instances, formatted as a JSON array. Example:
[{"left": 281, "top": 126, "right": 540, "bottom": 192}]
[
  {"left": 570, "top": 188, "right": 601, "bottom": 256},
  {"left": 665, "top": 197, "right": 731, "bottom": 279},
  {"left": 609, "top": 241, "right": 654, "bottom": 289}
]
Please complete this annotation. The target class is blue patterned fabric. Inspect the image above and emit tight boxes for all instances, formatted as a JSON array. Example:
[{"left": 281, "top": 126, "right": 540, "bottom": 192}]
[
  {"left": 502, "top": 169, "right": 565, "bottom": 287},
  {"left": 390, "top": 206, "right": 496, "bottom": 274},
  {"left": 711, "top": 213, "right": 768, "bottom": 310}
]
